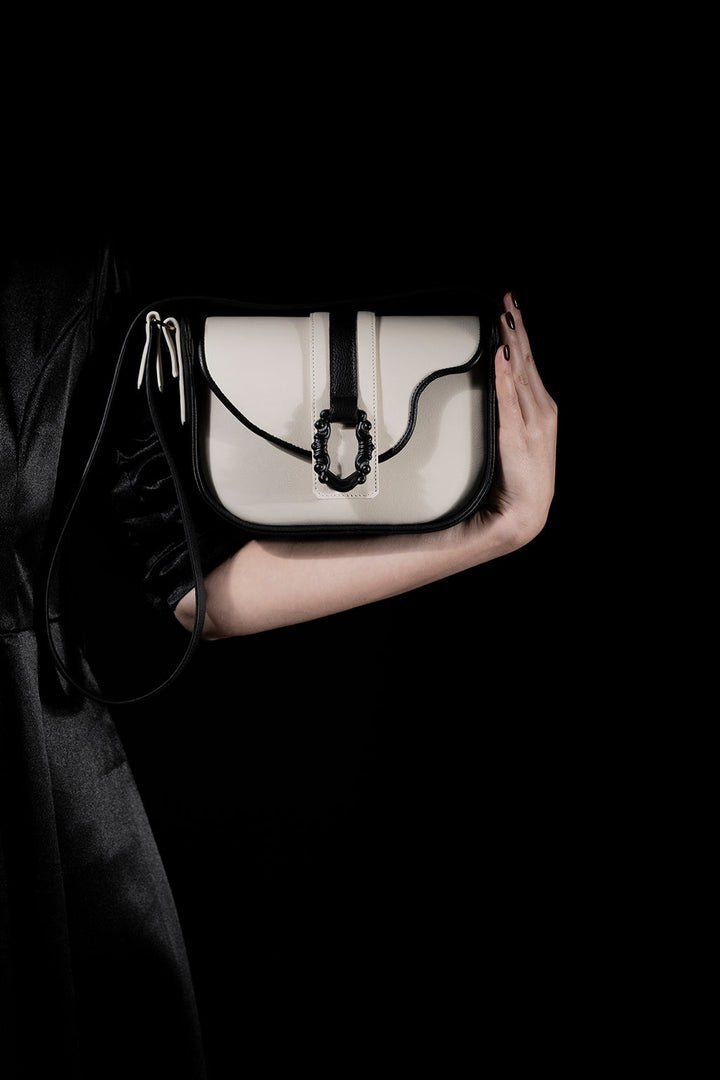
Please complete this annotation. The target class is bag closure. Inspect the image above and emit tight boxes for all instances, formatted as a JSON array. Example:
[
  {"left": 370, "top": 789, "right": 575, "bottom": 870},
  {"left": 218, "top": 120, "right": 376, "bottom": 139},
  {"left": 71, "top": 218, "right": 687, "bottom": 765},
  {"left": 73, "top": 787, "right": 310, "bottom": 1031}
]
[{"left": 310, "top": 310, "right": 379, "bottom": 498}]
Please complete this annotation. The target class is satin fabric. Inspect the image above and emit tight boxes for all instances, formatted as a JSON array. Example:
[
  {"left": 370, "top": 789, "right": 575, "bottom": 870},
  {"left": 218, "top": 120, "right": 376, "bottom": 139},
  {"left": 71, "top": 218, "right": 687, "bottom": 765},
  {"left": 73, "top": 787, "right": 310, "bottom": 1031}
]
[
  {"left": 109, "top": 388, "right": 241, "bottom": 614},
  {"left": 0, "top": 245, "right": 208, "bottom": 1079}
]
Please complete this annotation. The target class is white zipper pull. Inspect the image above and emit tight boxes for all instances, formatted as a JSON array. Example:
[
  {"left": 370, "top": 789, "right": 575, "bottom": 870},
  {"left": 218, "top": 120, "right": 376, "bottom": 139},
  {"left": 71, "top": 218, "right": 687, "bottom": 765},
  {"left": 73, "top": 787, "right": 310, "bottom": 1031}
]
[
  {"left": 162, "top": 317, "right": 187, "bottom": 426},
  {"left": 137, "top": 311, "right": 186, "bottom": 426},
  {"left": 137, "top": 310, "right": 162, "bottom": 389}
]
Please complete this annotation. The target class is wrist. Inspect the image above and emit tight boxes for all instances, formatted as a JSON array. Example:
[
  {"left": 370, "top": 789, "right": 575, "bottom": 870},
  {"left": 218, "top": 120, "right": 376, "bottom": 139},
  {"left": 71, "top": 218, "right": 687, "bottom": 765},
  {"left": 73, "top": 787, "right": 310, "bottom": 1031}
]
[
  {"left": 491, "top": 506, "right": 549, "bottom": 553},
  {"left": 454, "top": 510, "right": 525, "bottom": 568}
]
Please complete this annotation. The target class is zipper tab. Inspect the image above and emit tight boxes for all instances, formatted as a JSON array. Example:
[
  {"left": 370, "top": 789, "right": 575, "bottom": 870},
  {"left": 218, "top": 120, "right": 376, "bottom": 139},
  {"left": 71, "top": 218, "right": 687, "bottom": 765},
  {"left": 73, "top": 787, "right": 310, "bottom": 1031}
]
[
  {"left": 162, "top": 317, "right": 187, "bottom": 426},
  {"left": 137, "top": 311, "right": 186, "bottom": 426},
  {"left": 137, "top": 310, "right": 162, "bottom": 389}
]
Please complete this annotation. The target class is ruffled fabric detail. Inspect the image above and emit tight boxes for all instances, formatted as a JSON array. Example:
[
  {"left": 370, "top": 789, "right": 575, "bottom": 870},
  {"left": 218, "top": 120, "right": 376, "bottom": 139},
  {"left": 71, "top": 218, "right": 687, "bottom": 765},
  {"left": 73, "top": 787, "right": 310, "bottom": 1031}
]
[{"left": 110, "top": 410, "right": 245, "bottom": 611}]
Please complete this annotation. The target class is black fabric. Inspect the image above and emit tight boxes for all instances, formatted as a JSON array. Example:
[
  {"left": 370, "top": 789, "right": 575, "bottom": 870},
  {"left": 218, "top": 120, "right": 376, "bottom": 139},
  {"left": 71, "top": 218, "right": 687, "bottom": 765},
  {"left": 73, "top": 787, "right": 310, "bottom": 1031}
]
[
  {"left": 0, "top": 245, "right": 214, "bottom": 1079},
  {"left": 109, "top": 373, "right": 242, "bottom": 613}
]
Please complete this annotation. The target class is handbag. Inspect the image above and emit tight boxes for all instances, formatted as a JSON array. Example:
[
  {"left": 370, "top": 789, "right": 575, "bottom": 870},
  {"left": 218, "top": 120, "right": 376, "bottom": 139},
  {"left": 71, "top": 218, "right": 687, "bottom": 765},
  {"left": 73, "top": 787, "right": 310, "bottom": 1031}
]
[{"left": 44, "top": 290, "right": 499, "bottom": 704}]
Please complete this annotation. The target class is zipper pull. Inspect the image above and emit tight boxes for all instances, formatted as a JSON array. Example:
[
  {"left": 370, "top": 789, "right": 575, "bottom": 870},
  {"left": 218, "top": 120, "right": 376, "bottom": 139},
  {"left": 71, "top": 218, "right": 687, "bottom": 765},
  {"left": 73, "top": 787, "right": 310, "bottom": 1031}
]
[
  {"left": 161, "top": 317, "right": 187, "bottom": 426},
  {"left": 137, "top": 310, "right": 162, "bottom": 390},
  {"left": 136, "top": 311, "right": 186, "bottom": 426}
]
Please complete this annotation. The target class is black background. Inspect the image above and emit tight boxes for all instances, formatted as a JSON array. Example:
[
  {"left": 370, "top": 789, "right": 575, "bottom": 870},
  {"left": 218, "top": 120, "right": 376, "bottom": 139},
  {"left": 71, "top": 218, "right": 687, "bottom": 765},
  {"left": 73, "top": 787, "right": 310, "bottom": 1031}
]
[{"left": 8, "top": 77, "right": 618, "bottom": 1072}]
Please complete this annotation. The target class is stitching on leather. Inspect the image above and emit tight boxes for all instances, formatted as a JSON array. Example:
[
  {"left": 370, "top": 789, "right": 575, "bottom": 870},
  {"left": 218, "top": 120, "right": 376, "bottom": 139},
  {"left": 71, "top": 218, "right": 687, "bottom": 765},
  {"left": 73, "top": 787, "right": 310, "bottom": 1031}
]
[
  {"left": 366, "top": 311, "right": 379, "bottom": 497},
  {"left": 310, "top": 311, "right": 320, "bottom": 498}
]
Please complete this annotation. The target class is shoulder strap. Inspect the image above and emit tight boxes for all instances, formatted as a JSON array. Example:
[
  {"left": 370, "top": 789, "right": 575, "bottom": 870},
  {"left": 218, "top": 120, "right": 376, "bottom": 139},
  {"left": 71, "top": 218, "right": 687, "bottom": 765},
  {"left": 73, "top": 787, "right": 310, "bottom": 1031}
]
[{"left": 43, "top": 304, "right": 207, "bottom": 707}]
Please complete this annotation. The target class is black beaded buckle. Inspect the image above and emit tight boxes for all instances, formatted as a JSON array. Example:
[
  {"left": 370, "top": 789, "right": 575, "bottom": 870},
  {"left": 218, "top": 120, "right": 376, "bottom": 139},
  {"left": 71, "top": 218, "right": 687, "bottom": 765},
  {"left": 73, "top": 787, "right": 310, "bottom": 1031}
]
[{"left": 311, "top": 409, "right": 374, "bottom": 493}]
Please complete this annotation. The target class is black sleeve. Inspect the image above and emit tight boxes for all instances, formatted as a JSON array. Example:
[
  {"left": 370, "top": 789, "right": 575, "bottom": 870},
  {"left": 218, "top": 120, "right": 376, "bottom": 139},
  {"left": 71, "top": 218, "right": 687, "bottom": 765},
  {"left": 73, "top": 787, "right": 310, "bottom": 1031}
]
[{"left": 108, "top": 392, "right": 247, "bottom": 613}]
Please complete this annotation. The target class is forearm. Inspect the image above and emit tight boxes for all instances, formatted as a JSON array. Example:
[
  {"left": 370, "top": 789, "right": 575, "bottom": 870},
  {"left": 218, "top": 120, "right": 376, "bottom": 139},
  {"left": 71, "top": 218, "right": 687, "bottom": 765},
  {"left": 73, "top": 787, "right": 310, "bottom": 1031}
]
[{"left": 175, "top": 515, "right": 517, "bottom": 639}]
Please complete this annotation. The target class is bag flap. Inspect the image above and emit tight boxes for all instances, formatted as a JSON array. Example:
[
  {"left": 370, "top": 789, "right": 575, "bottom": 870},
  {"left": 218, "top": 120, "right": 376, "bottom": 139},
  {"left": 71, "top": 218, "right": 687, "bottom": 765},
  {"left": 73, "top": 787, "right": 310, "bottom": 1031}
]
[{"left": 201, "top": 311, "right": 482, "bottom": 459}]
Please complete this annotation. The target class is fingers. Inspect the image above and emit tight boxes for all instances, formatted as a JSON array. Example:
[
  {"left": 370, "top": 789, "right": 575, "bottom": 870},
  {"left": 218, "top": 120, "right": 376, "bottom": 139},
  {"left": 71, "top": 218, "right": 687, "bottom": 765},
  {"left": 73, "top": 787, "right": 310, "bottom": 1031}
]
[
  {"left": 498, "top": 291, "right": 554, "bottom": 421},
  {"left": 494, "top": 339, "right": 524, "bottom": 437}
]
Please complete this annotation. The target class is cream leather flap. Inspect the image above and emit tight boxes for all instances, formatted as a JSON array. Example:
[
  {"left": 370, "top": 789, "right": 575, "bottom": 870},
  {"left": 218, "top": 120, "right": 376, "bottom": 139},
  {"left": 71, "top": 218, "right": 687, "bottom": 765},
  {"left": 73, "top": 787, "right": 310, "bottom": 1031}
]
[{"left": 202, "top": 312, "right": 481, "bottom": 456}]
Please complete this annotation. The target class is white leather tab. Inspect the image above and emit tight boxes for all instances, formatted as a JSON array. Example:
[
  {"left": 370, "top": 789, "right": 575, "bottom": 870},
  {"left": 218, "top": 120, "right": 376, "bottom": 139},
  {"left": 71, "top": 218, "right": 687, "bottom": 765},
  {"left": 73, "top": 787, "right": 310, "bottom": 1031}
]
[{"left": 311, "top": 311, "right": 379, "bottom": 499}]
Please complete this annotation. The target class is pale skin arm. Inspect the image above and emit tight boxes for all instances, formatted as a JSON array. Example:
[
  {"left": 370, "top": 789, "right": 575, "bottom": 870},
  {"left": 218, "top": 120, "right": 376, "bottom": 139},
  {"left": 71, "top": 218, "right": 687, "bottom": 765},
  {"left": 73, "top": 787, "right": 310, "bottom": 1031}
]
[{"left": 175, "top": 293, "right": 558, "bottom": 640}]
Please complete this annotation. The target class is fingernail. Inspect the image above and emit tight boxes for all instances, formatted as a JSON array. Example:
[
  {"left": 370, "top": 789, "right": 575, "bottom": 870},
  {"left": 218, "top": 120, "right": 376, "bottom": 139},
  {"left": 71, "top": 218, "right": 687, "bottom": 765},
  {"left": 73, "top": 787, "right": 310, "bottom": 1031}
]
[
  {"left": 503, "top": 344, "right": 510, "bottom": 360},
  {"left": 512, "top": 292, "right": 520, "bottom": 309},
  {"left": 505, "top": 311, "right": 516, "bottom": 330}
]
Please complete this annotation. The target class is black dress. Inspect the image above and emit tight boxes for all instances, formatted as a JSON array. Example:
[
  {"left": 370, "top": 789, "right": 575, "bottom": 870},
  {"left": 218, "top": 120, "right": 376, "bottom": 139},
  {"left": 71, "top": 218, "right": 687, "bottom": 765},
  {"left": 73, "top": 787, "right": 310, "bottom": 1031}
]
[
  {"left": 1, "top": 240, "right": 409, "bottom": 1078},
  {"left": 0, "top": 244, "right": 224, "bottom": 1079}
]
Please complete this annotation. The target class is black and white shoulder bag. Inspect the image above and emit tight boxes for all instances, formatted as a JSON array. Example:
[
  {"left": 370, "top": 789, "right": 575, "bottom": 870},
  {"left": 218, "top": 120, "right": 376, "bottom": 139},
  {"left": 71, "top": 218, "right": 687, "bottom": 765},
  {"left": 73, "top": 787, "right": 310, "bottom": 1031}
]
[{"left": 45, "top": 291, "right": 500, "bottom": 704}]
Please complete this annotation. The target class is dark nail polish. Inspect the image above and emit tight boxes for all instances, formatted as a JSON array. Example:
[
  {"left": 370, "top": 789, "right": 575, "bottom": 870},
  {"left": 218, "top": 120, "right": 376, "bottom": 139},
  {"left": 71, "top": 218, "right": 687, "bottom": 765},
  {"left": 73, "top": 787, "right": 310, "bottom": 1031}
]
[
  {"left": 505, "top": 311, "right": 516, "bottom": 330},
  {"left": 503, "top": 344, "right": 510, "bottom": 360},
  {"left": 512, "top": 292, "right": 520, "bottom": 309}
]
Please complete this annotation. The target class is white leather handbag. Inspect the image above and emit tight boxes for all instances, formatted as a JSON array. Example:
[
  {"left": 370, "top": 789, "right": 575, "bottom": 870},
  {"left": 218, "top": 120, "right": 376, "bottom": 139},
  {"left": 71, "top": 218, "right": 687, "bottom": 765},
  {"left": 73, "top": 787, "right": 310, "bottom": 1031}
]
[
  {"left": 46, "top": 290, "right": 499, "bottom": 703},
  {"left": 149, "top": 296, "right": 498, "bottom": 534}
]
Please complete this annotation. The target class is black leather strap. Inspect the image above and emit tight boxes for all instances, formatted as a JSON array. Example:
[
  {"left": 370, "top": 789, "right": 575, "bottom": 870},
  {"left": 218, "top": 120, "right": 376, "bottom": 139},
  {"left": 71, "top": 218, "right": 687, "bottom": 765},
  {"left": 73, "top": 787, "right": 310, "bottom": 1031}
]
[
  {"left": 328, "top": 309, "right": 359, "bottom": 424},
  {"left": 43, "top": 307, "right": 207, "bottom": 707}
]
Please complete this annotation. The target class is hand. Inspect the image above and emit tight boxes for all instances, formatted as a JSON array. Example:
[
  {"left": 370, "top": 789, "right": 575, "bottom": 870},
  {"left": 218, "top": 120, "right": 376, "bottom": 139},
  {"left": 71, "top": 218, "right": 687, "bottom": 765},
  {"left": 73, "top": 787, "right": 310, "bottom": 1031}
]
[
  {"left": 475, "top": 292, "right": 558, "bottom": 549},
  {"left": 176, "top": 291, "right": 558, "bottom": 639}
]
